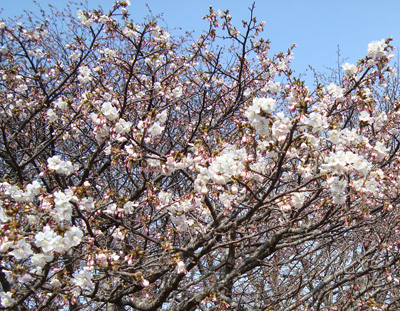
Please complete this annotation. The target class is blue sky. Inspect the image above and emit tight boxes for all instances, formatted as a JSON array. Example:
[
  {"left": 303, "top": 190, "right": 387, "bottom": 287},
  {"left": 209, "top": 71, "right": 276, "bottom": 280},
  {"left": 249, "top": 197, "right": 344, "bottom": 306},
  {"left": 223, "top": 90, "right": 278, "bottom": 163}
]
[{"left": 2, "top": 0, "right": 400, "bottom": 85}]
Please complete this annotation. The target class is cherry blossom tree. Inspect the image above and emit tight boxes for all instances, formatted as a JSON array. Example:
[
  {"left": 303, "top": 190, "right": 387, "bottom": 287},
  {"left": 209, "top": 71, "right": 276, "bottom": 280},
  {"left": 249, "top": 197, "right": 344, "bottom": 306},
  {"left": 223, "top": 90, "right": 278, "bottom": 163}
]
[{"left": 1, "top": 1, "right": 400, "bottom": 310}]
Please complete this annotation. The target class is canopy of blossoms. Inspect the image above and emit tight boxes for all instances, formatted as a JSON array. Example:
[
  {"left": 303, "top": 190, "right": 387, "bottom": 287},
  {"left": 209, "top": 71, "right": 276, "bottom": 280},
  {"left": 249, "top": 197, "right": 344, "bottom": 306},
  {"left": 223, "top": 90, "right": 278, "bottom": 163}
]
[{"left": 0, "top": 1, "right": 399, "bottom": 310}]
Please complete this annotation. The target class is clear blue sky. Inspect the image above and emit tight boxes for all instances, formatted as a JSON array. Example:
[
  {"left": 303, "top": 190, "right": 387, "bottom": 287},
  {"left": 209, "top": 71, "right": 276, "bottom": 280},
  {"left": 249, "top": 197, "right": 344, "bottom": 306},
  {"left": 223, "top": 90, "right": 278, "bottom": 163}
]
[{"left": 2, "top": 0, "right": 400, "bottom": 85}]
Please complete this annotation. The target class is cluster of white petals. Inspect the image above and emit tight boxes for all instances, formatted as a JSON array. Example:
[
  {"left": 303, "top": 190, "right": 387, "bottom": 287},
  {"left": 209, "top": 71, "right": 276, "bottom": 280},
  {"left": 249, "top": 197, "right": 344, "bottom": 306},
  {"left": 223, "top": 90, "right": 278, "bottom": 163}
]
[
  {"left": 162, "top": 153, "right": 193, "bottom": 176},
  {"left": 47, "top": 156, "right": 74, "bottom": 175},
  {"left": 291, "top": 192, "right": 307, "bottom": 209},
  {"left": 326, "top": 83, "right": 345, "bottom": 101},
  {"left": 123, "top": 26, "right": 139, "bottom": 38},
  {"left": 148, "top": 122, "right": 164, "bottom": 136},
  {"left": 303, "top": 112, "right": 329, "bottom": 133},
  {"left": 327, "top": 128, "right": 367, "bottom": 147},
  {"left": 76, "top": 10, "right": 94, "bottom": 27},
  {"left": 272, "top": 112, "right": 291, "bottom": 140},
  {"left": 262, "top": 80, "right": 281, "bottom": 93},
  {"left": 367, "top": 39, "right": 387, "bottom": 58},
  {"left": 373, "top": 141, "right": 389, "bottom": 160},
  {"left": 46, "top": 108, "right": 57, "bottom": 122},
  {"left": 9, "top": 238, "right": 33, "bottom": 260},
  {"left": 245, "top": 97, "right": 277, "bottom": 136},
  {"left": 101, "top": 102, "right": 119, "bottom": 121},
  {"left": 35, "top": 225, "right": 83, "bottom": 254},
  {"left": 115, "top": 118, "right": 132, "bottom": 135},
  {"left": 342, "top": 63, "right": 358, "bottom": 75},
  {"left": 51, "top": 189, "right": 76, "bottom": 222},
  {"left": 77, "top": 66, "right": 92, "bottom": 84},
  {"left": 326, "top": 176, "right": 347, "bottom": 204},
  {"left": 194, "top": 145, "right": 247, "bottom": 193},
  {"left": 171, "top": 85, "right": 183, "bottom": 98},
  {"left": 1, "top": 180, "right": 41, "bottom": 204},
  {"left": 359, "top": 111, "right": 373, "bottom": 123},
  {"left": 73, "top": 269, "right": 94, "bottom": 289},
  {"left": 322, "top": 150, "right": 371, "bottom": 176}
]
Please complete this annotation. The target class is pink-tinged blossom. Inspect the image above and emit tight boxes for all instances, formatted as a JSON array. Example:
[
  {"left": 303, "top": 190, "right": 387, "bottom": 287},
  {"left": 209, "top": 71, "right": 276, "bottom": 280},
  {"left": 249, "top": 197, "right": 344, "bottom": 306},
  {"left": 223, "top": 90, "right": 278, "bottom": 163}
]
[
  {"left": 0, "top": 239, "right": 13, "bottom": 253},
  {"left": 322, "top": 150, "right": 371, "bottom": 176},
  {"left": 359, "top": 111, "right": 373, "bottom": 123},
  {"left": 373, "top": 141, "right": 389, "bottom": 160},
  {"left": 1, "top": 180, "right": 41, "bottom": 203},
  {"left": 25, "top": 180, "right": 41, "bottom": 196},
  {"left": 101, "top": 102, "right": 119, "bottom": 121},
  {"left": 16, "top": 84, "right": 28, "bottom": 93},
  {"left": 79, "top": 197, "right": 94, "bottom": 211},
  {"left": 122, "top": 26, "right": 138, "bottom": 39},
  {"left": 103, "top": 48, "right": 117, "bottom": 58},
  {"left": 0, "top": 45, "right": 8, "bottom": 55},
  {"left": 98, "top": 15, "right": 110, "bottom": 24},
  {"left": 244, "top": 98, "right": 276, "bottom": 136},
  {"left": 291, "top": 192, "right": 306, "bottom": 209},
  {"left": 76, "top": 10, "right": 94, "bottom": 27},
  {"left": 73, "top": 269, "right": 94, "bottom": 289},
  {"left": 123, "top": 201, "right": 138, "bottom": 214},
  {"left": 28, "top": 49, "right": 44, "bottom": 58},
  {"left": 104, "top": 203, "right": 118, "bottom": 215},
  {"left": 46, "top": 109, "right": 57, "bottom": 122},
  {"left": 1, "top": 183, "right": 24, "bottom": 202},
  {"left": 303, "top": 112, "right": 328, "bottom": 133},
  {"left": 252, "top": 97, "right": 276, "bottom": 114},
  {"left": 64, "top": 226, "right": 84, "bottom": 248},
  {"left": 342, "top": 63, "right": 358, "bottom": 75},
  {"left": 35, "top": 226, "right": 59, "bottom": 253},
  {"left": 69, "top": 50, "right": 81, "bottom": 62},
  {"left": 326, "top": 176, "right": 346, "bottom": 205},
  {"left": 326, "top": 83, "right": 344, "bottom": 101},
  {"left": 52, "top": 190, "right": 75, "bottom": 222},
  {"left": 115, "top": 118, "right": 132, "bottom": 135},
  {"left": 54, "top": 98, "right": 68, "bottom": 110},
  {"left": 262, "top": 81, "right": 281, "bottom": 93},
  {"left": 245, "top": 97, "right": 277, "bottom": 137},
  {"left": 271, "top": 112, "right": 291, "bottom": 140},
  {"left": 200, "top": 144, "right": 247, "bottom": 185},
  {"left": 47, "top": 156, "right": 74, "bottom": 175},
  {"left": 367, "top": 39, "right": 387, "bottom": 58},
  {"left": 31, "top": 253, "right": 54, "bottom": 268},
  {"left": 52, "top": 237, "right": 72, "bottom": 254},
  {"left": 158, "top": 191, "right": 172, "bottom": 206},
  {"left": 327, "top": 128, "right": 365, "bottom": 147},
  {"left": 148, "top": 122, "right": 164, "bottom": 136},
  {"left": 77, "top": 66, "right": 92, "bottom": 84},
  {"left": 374, "top": 111, "right": 388, "bottom": 130},
  {"left": 302, "top": 133, "right": 320, "bottom": 148},
  {"left": 156, "top": 110, "right": 168, "bottom": 124},
  {"left": 50, "top": 278, "right": 62, "bottom": 288},
  {"left": 9, "top": 238, "right": 33, "bottom": 260},
  {"left": 170, "top": 214, "right": 194, "bottom": 232},
  {"left": 172, "top": 85, "right": 183, "bottom": 98}
]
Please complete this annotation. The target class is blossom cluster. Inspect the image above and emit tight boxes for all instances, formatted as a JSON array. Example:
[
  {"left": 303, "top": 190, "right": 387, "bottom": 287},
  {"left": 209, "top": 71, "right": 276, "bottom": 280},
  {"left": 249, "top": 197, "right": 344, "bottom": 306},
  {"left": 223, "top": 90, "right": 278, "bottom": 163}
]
[
  {"left": 47, "top": 156, "right": 74, "bottom": 175},
  {"left": 194, "top": 145, "right": 248, "bottom": 193},
  {"left": 0, "top": 3, "right": 399, "bottom": 309},
  {"left": 245, "top": 97, "right": 277, "bottom": 136},
  {"left": 0, "top": 180, "right": 41, "bottom": 204}
]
